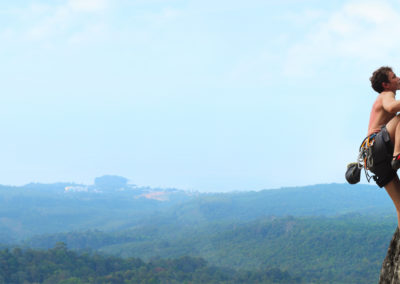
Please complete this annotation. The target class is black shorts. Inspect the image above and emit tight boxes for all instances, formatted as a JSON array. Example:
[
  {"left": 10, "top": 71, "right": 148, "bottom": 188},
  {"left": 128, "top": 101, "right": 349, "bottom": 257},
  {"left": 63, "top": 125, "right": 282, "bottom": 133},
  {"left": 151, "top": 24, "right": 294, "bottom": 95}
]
[{"left": 369, "top": 126, "right": 397, "bottom": 187}]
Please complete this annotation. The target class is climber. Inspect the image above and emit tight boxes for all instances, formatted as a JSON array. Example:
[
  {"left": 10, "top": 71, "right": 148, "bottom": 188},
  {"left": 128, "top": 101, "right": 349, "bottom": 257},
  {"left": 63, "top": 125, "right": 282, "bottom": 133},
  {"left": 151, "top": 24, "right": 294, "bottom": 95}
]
[{"left": 367, "top": 66, "right": 400, "bottom": 228}]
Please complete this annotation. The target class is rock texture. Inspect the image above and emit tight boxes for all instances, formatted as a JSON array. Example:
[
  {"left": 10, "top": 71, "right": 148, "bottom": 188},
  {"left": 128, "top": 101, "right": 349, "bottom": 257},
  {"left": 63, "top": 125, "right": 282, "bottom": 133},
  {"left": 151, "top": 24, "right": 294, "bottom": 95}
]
[{"left": 380, "top": 227, "right": 400, "bottom": 283}]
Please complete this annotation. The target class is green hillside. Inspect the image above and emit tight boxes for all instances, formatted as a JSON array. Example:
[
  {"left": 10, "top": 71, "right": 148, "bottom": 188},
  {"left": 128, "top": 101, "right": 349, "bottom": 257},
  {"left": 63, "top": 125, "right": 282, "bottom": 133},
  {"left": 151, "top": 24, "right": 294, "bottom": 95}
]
[
  {"left": 25, "top": 215, "right": 396, "bottom": 283},
  {"left": 0, "top": 245, "right": 300, "bottom": 284},
  {"left": 0, "top": 181, "right": 397, "bottom": 283},
  {"left": 0, "top": 182, "right": 395, "bottom": 243}
]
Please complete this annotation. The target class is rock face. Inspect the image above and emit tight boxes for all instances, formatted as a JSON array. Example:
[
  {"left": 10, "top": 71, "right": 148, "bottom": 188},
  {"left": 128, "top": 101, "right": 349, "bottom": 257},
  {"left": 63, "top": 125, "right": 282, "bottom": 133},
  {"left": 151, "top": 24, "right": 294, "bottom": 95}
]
[{"left": 380, "top": 227, "right": 400, "bottom": 283}]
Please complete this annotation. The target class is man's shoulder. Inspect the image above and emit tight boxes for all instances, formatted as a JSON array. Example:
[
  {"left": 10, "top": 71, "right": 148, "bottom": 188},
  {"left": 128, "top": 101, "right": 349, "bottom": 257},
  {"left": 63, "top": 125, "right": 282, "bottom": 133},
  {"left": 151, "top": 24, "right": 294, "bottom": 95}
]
[
  {"left": 380, "top": 91, "right": 396, "bottom": 97},
  {"left": 376, "top": 91, "right": 396, "bottom": 103}
]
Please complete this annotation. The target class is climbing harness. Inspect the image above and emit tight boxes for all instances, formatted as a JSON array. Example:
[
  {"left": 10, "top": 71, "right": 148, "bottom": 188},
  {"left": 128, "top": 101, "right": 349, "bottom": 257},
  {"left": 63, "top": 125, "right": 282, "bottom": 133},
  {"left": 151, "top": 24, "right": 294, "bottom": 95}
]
[{"left": 357, "top": 133, "right": 377, "bottom": 182}]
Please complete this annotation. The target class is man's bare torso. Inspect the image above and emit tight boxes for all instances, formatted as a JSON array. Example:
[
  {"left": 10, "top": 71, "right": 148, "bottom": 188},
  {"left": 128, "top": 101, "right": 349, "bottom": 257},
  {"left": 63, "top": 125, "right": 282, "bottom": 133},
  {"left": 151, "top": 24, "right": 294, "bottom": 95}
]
[{"left": 368, "top": 93, "right": 396, "bottom": 135}]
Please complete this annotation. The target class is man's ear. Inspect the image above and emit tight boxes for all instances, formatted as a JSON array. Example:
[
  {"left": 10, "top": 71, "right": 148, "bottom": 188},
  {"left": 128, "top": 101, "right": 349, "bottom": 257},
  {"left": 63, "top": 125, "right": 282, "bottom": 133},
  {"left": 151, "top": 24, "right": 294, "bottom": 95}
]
[{"left": 382, "top": 81, "right": 390, "bottom": 90}]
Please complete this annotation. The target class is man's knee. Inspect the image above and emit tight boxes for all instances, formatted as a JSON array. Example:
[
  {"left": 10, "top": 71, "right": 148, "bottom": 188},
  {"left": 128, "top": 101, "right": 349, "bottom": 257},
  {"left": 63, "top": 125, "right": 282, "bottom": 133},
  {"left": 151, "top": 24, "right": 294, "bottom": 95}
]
[
  {"left": 384, "top": 175, "right": 400, "bottom": 196},
  {"left": 386, "top": 116, "right": 400, "bottom": 138}
]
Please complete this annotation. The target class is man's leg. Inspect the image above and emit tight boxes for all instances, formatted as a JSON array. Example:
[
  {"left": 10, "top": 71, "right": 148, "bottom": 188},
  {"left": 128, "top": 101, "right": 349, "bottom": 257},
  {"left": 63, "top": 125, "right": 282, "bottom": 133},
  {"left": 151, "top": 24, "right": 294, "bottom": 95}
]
[
  {"left": 381, "top": 117, "right": 400, "bottom": 227},
  {"left": 384, "top": 176, "right": 400, "bottom": 229},
  {"left": 386, "top": 115, "right": 400, "bottom": 158}
]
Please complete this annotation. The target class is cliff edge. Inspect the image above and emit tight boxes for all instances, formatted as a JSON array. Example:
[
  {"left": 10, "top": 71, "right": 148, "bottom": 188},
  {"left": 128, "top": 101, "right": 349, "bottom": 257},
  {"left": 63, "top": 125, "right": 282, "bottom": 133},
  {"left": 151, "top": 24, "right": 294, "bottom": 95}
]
[{"left": 380, "top": 227, "right": 400, "bottom": 283}]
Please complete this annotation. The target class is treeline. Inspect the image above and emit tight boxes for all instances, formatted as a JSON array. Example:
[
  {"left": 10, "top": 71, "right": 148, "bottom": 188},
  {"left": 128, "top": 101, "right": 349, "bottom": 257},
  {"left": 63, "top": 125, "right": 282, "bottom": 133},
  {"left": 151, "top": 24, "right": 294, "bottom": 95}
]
[
  {"left": 25, "top": 215, "right": 395, "bottom": 283},
  {"left": 0, "top": 243, "right": 300, "bottom": 284}
]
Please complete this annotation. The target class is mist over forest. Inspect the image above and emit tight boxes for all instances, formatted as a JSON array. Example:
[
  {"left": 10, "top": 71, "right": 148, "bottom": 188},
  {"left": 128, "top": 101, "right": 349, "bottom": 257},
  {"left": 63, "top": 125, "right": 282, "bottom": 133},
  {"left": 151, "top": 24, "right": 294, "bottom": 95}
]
[{"left": 0, "top": 177, "right": 395, "bottom": 283}]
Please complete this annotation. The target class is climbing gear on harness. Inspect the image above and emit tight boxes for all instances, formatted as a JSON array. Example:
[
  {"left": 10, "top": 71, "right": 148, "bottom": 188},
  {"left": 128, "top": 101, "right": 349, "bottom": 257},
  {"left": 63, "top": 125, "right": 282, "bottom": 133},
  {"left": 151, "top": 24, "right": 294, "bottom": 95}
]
[
  {"left": 345, "top": 133, "right": 377, "bottom": 184},
  {"left": 357, "top": 133, "right": 376, "bottom": 182}
]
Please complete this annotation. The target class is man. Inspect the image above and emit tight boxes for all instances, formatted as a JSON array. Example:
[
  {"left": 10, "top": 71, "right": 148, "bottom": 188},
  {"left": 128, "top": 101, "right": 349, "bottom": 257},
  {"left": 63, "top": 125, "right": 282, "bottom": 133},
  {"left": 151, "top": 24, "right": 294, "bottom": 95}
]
[{"left": 368, "top": 66, "right": 400, "bottom": 227}]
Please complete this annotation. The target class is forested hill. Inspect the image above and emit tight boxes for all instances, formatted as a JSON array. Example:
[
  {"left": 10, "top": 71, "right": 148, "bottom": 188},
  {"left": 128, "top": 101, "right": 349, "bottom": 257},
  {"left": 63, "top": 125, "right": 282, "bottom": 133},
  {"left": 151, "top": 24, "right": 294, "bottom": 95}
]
[
  {"left": 0, "top": 245, "right": 301, "bottom": 283},
  {"left": 165, "top": 183, "right": 394, "bottom": 223},
  {"left": 0, "top": 179, "right": 396, "bottom": 283},
  {"left": 0, "top": 180, "right": 395, "bottom": 243},
  {"left": 23, "top": 215, "right": 395, "bottom": 283}
]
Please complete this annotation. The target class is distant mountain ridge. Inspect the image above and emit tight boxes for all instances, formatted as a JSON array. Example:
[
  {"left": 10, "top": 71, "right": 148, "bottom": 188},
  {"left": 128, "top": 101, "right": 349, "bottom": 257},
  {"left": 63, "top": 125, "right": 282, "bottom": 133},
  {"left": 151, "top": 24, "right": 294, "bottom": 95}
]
[
  {"left": 0, "top": 180, "right": 395, "bottom": 244},
  {"left": 163, "top": 183, "right": 395, "bottom": 225}
]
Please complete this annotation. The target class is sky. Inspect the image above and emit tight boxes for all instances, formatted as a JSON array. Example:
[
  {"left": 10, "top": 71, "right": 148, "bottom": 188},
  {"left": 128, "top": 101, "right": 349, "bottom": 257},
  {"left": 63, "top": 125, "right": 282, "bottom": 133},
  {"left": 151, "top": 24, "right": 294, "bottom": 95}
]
[{"left": 1, "top": 0, "right": 400, "bottom": 192}]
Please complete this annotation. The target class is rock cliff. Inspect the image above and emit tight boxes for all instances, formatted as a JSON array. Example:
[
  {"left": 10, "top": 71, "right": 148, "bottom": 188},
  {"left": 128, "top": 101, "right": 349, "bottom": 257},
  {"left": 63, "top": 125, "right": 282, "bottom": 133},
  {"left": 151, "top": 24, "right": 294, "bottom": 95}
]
[{"left": 380, "top": 227, "right": 400, "bottom": 283}]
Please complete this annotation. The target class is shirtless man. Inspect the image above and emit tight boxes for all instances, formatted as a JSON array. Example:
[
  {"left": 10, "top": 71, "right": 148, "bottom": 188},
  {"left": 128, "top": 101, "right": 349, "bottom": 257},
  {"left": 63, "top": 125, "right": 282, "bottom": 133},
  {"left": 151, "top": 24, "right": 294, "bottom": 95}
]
[{"left": 368, "top": 66, "right": 400, "bottom": 227}]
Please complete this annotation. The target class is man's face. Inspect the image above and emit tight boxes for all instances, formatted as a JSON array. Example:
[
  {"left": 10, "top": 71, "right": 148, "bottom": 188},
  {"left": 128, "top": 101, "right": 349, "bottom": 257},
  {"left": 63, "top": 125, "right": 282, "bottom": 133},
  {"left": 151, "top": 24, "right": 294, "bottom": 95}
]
[{"left": 385, "top": 71, "right": 400, "bottom": 92}]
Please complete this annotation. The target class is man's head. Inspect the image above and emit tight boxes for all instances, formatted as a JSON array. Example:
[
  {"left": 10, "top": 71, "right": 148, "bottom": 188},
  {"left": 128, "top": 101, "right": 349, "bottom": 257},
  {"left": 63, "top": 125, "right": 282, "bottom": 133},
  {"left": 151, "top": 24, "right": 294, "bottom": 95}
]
[{"left": 370, "top": 66, "right": 397, "bottom": 93}]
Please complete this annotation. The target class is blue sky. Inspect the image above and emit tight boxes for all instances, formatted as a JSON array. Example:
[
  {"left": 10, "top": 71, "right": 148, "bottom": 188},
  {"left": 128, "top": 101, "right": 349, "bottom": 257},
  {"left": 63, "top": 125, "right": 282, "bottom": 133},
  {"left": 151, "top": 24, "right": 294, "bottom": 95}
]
[{"left": 1, "top": 0, "right": 400, "bottom": 192}]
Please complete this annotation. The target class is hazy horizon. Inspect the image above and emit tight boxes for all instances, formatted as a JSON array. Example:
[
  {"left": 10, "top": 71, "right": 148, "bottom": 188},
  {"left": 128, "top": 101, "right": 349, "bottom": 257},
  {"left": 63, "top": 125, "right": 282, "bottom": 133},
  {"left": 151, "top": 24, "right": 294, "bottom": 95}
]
[{"left": 0, "top": 176, "right": 376, "bottom": 194}]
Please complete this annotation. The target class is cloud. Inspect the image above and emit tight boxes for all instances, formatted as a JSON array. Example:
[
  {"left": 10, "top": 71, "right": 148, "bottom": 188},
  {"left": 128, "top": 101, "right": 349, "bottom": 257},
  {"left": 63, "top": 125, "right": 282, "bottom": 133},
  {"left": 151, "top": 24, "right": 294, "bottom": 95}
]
[
  {"left": 283, "top": 9, "right": 326, "bottom": 26},
  {"left": 67, "top": 22, "right": 108, "bottom": 45},
  {"left": 68, "top": 0, "right": 108, "bottom": 12},
  {"left": 283, "top": 0, "right": 400, "bottom": 77},
  {"left": 137, "top": 7, "right": 182, "bottom": 25},
  {"left": 1, "top": 1, "right": 109, "bottom": 45}
]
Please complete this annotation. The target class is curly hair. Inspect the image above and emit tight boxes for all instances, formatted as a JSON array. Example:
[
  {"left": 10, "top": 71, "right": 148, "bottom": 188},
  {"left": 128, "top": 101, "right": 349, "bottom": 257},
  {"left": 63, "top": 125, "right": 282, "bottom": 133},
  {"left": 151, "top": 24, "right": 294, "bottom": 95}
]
[{"left": 370, "top": 66, "right": 393, "bottom": 93}]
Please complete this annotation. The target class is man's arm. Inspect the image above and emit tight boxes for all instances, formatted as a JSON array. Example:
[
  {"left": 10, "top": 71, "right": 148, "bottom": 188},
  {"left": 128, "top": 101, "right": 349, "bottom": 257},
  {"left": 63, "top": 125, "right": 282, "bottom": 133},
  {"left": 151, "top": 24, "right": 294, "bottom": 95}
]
[{"left": 382, "top": 92, "right": 400, "bottom": 113}]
